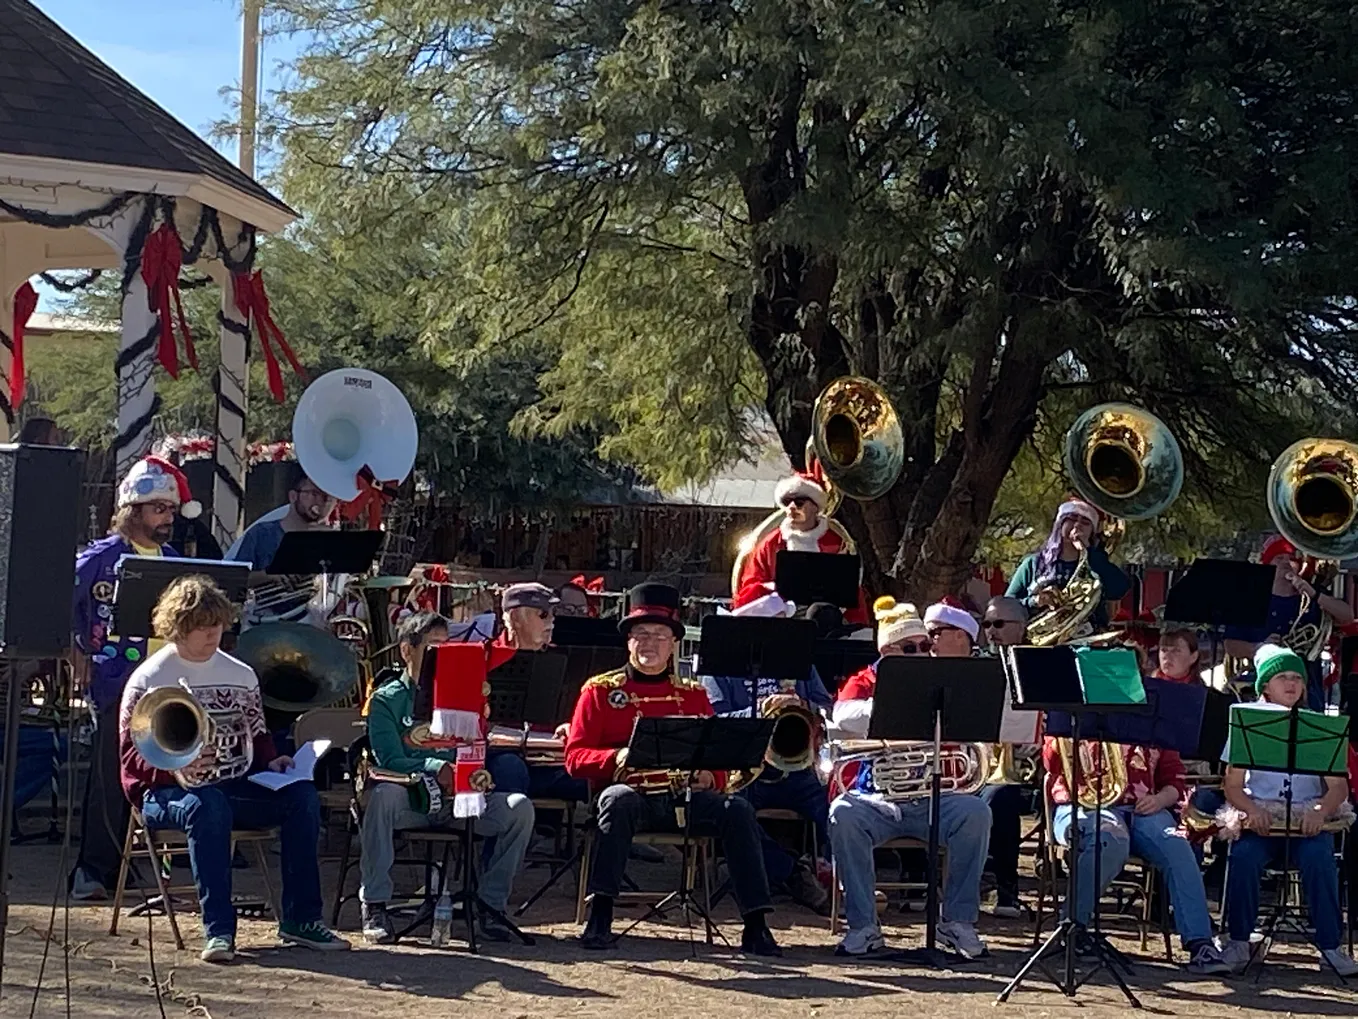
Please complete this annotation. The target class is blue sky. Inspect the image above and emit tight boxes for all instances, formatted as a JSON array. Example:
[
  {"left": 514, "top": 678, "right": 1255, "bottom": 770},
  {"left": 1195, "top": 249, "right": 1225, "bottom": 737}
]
[{"left": 32, "top": 1, "right": 306, "bottom": 305}]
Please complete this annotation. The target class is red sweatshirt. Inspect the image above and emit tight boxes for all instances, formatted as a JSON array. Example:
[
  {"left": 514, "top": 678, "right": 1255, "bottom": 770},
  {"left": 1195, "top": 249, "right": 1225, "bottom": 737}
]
[{"left": 1042, "top": 736, "right": 1187, "bottom": 808}]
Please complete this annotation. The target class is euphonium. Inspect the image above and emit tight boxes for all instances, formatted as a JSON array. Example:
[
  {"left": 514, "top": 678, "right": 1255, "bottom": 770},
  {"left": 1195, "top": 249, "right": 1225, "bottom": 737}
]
[
  {"left": 1026, "top": 539, "right": 1103, "bottom": 647},
  {"left": 128, "top": 682, "right": 216, "bottom": 787},
  {"left": 762, "top": 681, "right": 820, "bottom": 773},
  {"left": 1056, "top": 738, "right": 1127, "bottom": 810},
  {"left": 830, "top": 740, "right": 990, "bottom": 802},
  {"left": 984, "top": 743, "right": 1041, "bottom": 786}
]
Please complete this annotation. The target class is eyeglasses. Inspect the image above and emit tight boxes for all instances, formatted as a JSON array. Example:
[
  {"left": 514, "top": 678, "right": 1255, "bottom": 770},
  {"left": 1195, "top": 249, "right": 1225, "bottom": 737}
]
[
  {"left": 630, "top": 630, "right": 674, "bottom": 643},
  {"left": 534, "top": 609, "right": 553, "bottom": 621},
  {"left": 143, "top": 501, "right": 177, "bottom": 516},
  {"left": 899, "top": 639, "right": 932, "bottom": 654},
  {"left": 780, "top": 496, "right": 813, "bottom": 508},
  {"left": 981, "top": 619, "right": 1021, "bottom": 629}
]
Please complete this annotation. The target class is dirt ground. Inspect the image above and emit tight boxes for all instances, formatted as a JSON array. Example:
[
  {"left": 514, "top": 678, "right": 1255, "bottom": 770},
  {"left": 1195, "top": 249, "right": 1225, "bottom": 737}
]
[{"left": 1, "top": 840, "right": 1354, "bottom": 1019}]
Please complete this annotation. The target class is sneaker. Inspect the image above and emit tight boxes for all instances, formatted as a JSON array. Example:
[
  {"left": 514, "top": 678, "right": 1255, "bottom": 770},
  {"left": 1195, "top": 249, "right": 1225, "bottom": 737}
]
[
  {"left": 1218, "top": 938, "right": 1252, "bottom": 974},
  {"left": 279, "top": 920, "right": 351, "bottom": 951},
  {"left": 937, "top": 920, "right": 989, "bottom": 960},
  {"left": 1320, "top": 948, "right": 1358, "bottom": 977},
  {"left": 70, "top": 868, "right": 107, "bottom": 902},
  {"left": 1185, "top": 941, "right": 1232, "bottom": 976},
  {"left": 991, "top": 889, "right": 1027, "bottom": 919},
  {"left": 361, "top": 902, "right": 395, "bottom": 945},
  {"left": 478, "top": 917, "right": 513, "bottom": 943},
  {"left": 200, "top": 935, "right": 235, "bottom": 963},
  {"left": 786, "top": 859, "right": 830, "bottom": 913},
  {"left": 835, "top": 925, "right": 887, "bottom": 957}
]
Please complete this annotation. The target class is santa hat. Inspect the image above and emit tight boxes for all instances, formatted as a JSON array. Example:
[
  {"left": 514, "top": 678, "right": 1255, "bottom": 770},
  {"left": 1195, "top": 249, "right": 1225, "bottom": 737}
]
[
  {"left": 873, "top": 596, "right": 928, "bottom": 651},
  {"left": 725, "top": 589, "right": 795, "bottom": 618},
  {"left": 1260, "top": 535, "right": 1298, "bottom": 566},
  {"left": 1056, "top": 499, "right": 1100, "bottom": 529},
  {"left": 117, "top": 455, "right": 201, "bottom": 519},
  {"left": 924, "top": 597, "right": 979, "bottom": 641},
  {"left": 774, "top": 469, "right": 830, "bottom": 510}
]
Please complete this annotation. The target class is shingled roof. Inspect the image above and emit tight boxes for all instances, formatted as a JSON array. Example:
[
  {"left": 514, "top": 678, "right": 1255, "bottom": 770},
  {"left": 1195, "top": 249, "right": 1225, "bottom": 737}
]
[{"left": 0, "top": 0, "right": 293, "bottom": 222}]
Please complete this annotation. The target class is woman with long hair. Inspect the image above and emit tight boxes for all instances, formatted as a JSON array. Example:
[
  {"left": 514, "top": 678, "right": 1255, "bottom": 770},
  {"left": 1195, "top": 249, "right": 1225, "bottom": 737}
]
[{"left": 1005, "top": 499, "right": 1129, "bottom": 632}]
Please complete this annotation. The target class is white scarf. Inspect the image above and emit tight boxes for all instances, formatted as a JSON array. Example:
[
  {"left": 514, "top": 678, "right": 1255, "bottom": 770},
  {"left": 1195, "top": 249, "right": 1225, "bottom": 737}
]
[{"left": 781, "top": 515, "right": 829, "bottom": 552}]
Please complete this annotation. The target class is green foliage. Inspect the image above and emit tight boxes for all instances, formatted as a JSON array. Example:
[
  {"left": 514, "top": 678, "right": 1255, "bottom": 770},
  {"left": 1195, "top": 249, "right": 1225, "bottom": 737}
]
[{"left": 260, "top": 1, "right": 1358, "bottom": 595}]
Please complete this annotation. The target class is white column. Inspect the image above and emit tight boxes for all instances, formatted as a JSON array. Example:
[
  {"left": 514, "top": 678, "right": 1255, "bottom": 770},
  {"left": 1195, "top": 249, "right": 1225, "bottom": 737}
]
[
  {"left": 212, "top": 280, "right": 250, "bottom": 548},
  {"left": 114, "top": 270, "right": 160, "bottom": 477},
  {"left": 0, "top": 287, "right": 13, "bottom": 442}
]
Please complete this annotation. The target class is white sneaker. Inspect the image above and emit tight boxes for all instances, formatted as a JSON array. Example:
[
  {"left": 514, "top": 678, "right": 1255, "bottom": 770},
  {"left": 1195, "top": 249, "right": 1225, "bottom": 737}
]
[
  {"left": 70, "top": 869, "right": 107, "bottom": 902},
  {"left": 835, "top": 926, "right": 887, "bottom": 957},
  {"left": 1218, "top": 939, "right": 1252, "bottom": 974},
  {"left": 937, "top": 920, "right": 988, "bottom": 960},
  {"left": 200, "top": 935, "right": 235, "bottom": 963},
  {"left": 1320, "top": 948, "right": 1358, "bottom": 977}
]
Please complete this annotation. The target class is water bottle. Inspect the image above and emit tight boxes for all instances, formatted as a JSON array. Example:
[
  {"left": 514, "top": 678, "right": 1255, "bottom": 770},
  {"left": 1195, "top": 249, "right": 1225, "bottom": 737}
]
[{"left": 430, "top": 888, "right": 453, "bottom": 947}]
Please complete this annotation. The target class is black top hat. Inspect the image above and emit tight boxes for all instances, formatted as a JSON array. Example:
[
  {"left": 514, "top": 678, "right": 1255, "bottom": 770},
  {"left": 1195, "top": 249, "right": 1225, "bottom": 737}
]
[{"left": 619, "top": 583, "right": 685, "bottom": 638}]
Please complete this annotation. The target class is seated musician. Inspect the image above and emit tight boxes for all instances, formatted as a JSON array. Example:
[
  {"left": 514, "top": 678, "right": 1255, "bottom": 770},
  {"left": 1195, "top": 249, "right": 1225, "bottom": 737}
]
[
  {"left": 733, "top": 468, "right": 867, "bottom": 623},
  {"left": 1218, "top": 644, "right": 1358, "bottom": 975},
  {"left": 565, "top": 583, "right": 781, "bottom": 955},
  {"left": 119, "top": 576, "right": 349, "bottom": 962},
  {"left": 1005, "top": 499, "right": 1130, "bottom": 633},
  {"left": 1041, "top": 732, "right": 1230, "bottom": 974},
  {"left": 828, "top": 598, "right": 992, "bottom": 959},
  {"left": 359, "top": 612, "right": 535, "bottom": 945},
  {"left": 1222, "top": 537, "right": 1354, "bottom": 710},
  {"left": 700, "top": 590, "right": 832, "bottom": 911}
]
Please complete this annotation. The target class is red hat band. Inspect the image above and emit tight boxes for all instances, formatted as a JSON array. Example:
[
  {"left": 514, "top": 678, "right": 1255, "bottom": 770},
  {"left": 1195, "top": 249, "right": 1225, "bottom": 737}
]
[{"left": 627, "top": 605, "right": 680, "bottom": 622}]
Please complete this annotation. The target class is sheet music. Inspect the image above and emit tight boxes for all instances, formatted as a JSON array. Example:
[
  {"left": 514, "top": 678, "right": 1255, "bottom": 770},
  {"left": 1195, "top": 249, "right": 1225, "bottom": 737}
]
[{"left": 247, "top": 738, "right": 332, "bottom": 791}]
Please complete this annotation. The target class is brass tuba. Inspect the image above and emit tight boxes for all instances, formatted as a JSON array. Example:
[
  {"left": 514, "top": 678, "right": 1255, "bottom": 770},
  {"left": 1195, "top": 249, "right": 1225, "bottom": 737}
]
[
  {"left": 234, "top": 621, "right": 362, "bottom": 716},
  {"left": 1056, "top": 738, "right": 1127, "bottom": 809},
  {"left": 1028, "top": 404, "right": 1184, "bottom": 647}
]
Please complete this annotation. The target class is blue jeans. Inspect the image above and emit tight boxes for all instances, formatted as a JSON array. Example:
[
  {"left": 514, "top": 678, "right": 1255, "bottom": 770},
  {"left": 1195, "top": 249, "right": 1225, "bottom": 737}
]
[
  {"left": 1053, "top": 805, "right": 1213, "bottom": 947},
  {"left": 1226, "top": 830, "right": 1343, "bottom": 949},
  {"left": 141, "top": 779, "right": 323, "bottom": 939},
  {"left": 741, "top": 767, "right": 829, "bottom": 883},
  {"left": 829, "top": 792, "right": 991, "bottom": 932}
]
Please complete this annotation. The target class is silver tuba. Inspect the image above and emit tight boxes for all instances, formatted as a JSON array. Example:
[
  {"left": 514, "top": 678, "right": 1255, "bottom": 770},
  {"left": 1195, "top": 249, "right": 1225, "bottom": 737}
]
[
  {"left": 128, "top": 681, "right": 213, "bottom": 782},
  {"left": 827, "top": 740, "right": 990, "bottom": 801}
]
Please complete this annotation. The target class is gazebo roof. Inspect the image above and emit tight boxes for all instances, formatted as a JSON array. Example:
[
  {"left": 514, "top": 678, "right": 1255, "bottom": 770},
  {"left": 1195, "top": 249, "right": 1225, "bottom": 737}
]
[{"left": 0, "top": 0, "right": 294, "bottom": 232}]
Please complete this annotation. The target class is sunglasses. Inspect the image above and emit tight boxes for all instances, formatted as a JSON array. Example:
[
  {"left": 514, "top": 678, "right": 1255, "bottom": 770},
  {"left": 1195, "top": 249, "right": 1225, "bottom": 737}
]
[
  {"left": 981, "top": 619, "right": 1020, "bottom": 629},
  {"left": 898, "top": 639, "right": 932, "bottom": 654},
  {"left": 781, "top": 496, "right": 814, "bottom": 508}
]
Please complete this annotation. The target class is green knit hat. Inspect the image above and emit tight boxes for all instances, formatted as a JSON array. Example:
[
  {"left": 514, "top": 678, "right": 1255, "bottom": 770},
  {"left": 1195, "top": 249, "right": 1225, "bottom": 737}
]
[{"left": 1253, "top": 643, "right": 1307, "bottom": 695}]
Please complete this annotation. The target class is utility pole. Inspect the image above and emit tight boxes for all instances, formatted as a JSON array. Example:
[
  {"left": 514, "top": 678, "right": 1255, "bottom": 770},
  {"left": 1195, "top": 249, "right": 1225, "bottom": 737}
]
[{"left": 240, "top": 0, "right": 261, "bottom": 175}]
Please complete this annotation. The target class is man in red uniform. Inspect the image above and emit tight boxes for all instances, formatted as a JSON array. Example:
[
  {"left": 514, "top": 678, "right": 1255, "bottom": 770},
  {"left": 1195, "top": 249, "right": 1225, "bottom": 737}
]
[{"left": 565, "top": 583, "right": 779, "bottom": 955}]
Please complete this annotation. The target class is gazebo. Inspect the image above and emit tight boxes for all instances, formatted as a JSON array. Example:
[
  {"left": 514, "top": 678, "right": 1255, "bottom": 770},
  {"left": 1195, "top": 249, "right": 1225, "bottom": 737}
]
[{"left": 0, "top": 0, "right": 299, "bottom": 548}]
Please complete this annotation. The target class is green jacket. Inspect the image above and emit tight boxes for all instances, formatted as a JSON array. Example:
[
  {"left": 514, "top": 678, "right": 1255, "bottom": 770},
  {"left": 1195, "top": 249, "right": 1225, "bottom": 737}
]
[{"left": 366, "top": 672, "right": 457, "bottom": 776}]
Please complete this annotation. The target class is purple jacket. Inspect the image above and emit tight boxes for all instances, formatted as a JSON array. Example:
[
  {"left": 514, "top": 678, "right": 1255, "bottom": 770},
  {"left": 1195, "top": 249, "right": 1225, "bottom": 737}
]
[{"left": 73, "top": 535, "right": 172, "bottom": 711}]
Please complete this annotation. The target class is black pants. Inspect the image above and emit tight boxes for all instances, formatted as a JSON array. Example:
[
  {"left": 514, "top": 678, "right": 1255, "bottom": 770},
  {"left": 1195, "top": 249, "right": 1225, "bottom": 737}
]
[
  {"left": 75, "top": 703, "right": 130, "bottom": 887},
  {"left": 979, "top": 783, "right": 1024, "bottom": 894},
  {"left": 588, "top": 784, "right": 772, "bottom": 915}
]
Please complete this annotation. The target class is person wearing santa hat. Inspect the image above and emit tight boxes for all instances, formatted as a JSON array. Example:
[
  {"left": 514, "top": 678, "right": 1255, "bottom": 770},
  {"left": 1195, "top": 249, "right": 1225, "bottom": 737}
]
[
  {"left": 699, "top": 593, "right": 833, "bottom": 913},
  {"left": 1004, "top": 499, "right": 1130, "bottom": 633},
  {"left": 924, "top": 597, "right": 980, "bottom": 658},
  {"left": 565, "top": 583, "right": 781, "bottom": 955},
  {"left": 1222, "top": 535, "right": 1353, "bottom": 710},
  {"left": 69, "top": 456, "right": 196, "bottom": 901},
  {"left": 733, "top": 470, "right": 868, "bottom": 623}
]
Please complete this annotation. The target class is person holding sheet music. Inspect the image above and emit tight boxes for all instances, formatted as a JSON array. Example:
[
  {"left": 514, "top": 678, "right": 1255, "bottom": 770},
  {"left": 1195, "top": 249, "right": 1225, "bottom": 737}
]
[
  {"left": 1040, "top": 732, "right": 1231, "bottom": 974},
  {"left": 1218, "top": 644, "right": 1358, "bottom": 976},
  {"left": 700, "top": 591, "right": 832, "bottom": 912},
  {"left": 565, "top": 583, "right": 780, "bottom": 955},
  {"left": 119, "top": 576, "right": 349, "bottom": 961},
  {"left": 70, "top": 456, "right": 190, "bottom": 902}
]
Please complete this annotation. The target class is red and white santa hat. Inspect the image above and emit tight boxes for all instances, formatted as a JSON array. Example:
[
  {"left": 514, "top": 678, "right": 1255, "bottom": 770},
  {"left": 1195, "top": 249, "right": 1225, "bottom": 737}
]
[
  {"left": 725, "top": 587, "right": 795, "bottom": 619},
  {"left": 1056, "top": 499, "right": 1100, "bottom": 529},
  {"left": 117, "top": 455, "right": 201, "bottom": 519},
  {"left": 924, "top": 596, "right": 979, "bottom": 641},
  {"left": 774, "top": 466, "right": 830, "bottom": 511}
]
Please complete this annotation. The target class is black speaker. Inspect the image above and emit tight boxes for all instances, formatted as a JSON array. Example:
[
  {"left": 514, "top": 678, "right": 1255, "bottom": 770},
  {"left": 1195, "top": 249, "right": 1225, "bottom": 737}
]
[{"left": 0, "top": 444, "right": 85, "bottom": 656}]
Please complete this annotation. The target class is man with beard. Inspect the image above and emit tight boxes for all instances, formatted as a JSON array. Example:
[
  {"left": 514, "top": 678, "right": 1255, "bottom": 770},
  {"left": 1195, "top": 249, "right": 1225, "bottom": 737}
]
[
  {"left": 70, "top": 456, "right": 196, "bottom": 899},
  {"left": 225, "top": 465, "right": 338, "bottom": 627}
]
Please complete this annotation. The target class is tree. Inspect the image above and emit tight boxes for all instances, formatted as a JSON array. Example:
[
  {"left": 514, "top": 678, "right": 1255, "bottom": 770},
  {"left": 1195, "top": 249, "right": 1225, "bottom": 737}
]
[{"left": 271, "top": 0, "right": 1358, "bottom": 598}]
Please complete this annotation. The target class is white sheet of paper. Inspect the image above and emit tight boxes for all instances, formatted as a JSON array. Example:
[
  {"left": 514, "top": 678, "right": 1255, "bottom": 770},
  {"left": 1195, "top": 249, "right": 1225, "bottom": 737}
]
[{"left": 248, "top": 738, "right": 333, "bottom": 791}]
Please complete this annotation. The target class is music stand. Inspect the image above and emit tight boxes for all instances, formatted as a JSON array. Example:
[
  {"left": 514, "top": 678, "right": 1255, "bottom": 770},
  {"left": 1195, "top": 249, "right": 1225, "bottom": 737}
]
[
  {"left": 613, "top": 715, "right": 774, "bottom": 953},
  {"left": 996, "top": 645, "right": 1146, "bottom": 1008},
  {"left": 869, "top": 656, "right": 1006, "bottom": 967},
  {"left": 114, "top": 557, "right": 250, "bottom": 637},
  {"left": 266, "top": 529, "right": 383, "bottom": 575},
  {"left": 774, "top": 550, "right": 860, "bottom": 609},
  {"left": 812, "top": 637, "right": 880, "bottom": 697},
  {"left": 1164, "top": 558, "right": 1275, "bottom": 677},
  {"left": 551, "top": 616, "right": 626, "bottom": 649},
  {"left": 1226, "top": 703, "right": 1350, "bottom": 979}
]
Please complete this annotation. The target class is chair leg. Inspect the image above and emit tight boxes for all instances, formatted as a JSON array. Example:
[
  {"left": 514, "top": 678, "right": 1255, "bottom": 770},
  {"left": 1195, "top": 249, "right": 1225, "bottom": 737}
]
[
  {"left": 1139, "top": 868, "right": 1153, "bottom": 953},
  {"left": 140, "top": 831, "right": 185, "bottom": 952},
  {"left": 575, "top": 831, "right": 593, "bottom": 926},
  {"left": 108, "top": 813, "right": 136, "bottom": 936},
  {"left": 248, "top": 838, "right": 281, "bottom": 924},
  {"left": 1033, "top": 858, "right": 1048, "bottom": 948},
  {"left": 700, "top": 842, "right": 714, "bottom": 946},
  {"left": 331, "top": 815, "right": 354, "bottom": 928},
  {"left": 829, "top": 860, "right": 841, "bottom": 936}
]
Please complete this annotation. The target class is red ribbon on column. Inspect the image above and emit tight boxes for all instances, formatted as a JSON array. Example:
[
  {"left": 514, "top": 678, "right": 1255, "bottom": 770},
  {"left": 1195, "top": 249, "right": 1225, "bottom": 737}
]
[
  {"left": 338, "top": 465, "right": 400, "bottom": 529},
  {"left": 231, "top": 270, "right": 308, "bottom": 402},
  {"left": 140, "top": 223, "right": 197, "bottom": 377},
  {"left": 9, "top": 282, "right": 38, "bottom": 410}
]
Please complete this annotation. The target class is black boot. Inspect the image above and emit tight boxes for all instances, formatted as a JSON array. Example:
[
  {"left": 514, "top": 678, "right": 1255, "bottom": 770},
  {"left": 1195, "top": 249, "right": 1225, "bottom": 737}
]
[
  {"left": 580, "top": 895, "right": 615, "bottom": 950},
  {"left": 740, "top": 912, "right": 782, "bottom": 957}
]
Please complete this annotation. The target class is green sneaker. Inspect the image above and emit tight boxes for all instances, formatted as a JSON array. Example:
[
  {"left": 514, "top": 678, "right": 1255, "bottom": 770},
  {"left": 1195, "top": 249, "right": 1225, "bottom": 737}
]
[
  {"left": 279, "top": 920, "right": 351, "bottom": 951},
  {"left": 201, "top": 935, "right": 235, "bottom": 963}
]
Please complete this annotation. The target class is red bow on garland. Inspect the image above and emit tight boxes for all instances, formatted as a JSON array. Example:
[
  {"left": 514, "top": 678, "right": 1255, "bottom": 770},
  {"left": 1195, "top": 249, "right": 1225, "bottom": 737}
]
[
  {"left": 9, "top": 282, "right": 38, "bottom": 410},
  {"left": 569, "top": 574, "right": 606, "bottom": 616},
  {"left": 231, "top": 270, "right": 308, "bottom": 402},
  {"left": 140, "top": 223, "right": 197, "bottom": 377},
  {"left": 339, "top": 466, "right": 401, "bottom": 529}
]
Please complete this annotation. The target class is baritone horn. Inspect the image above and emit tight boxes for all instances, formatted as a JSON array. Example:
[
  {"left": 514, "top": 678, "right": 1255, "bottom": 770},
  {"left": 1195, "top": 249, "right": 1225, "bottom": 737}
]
[
  {"left": 1267, "top": 438, "right": 1358, "bottom": 562},
  {"left": 128, "top": 682, "right": 212, "bottom": 772}
]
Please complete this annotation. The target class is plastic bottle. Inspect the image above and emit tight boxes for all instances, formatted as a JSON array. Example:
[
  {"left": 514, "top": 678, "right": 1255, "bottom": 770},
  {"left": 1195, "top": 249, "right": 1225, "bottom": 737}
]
[{"left": 430, "top": 888, "right": 453, "bottom": 947}]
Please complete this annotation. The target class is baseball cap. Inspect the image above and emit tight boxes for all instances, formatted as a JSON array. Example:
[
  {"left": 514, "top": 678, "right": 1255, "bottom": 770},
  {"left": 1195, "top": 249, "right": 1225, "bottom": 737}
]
[{"left": 501, "top": 582, "right": 559, "bottom": 612}]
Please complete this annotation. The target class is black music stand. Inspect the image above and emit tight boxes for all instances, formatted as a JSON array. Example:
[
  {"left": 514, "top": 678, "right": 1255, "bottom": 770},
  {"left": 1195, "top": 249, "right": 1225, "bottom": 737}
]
[
  {"left": 1226, "top": 704, "right": 1350, "bottom": 980},
  {"left": 812, "top": 637, "right": 880, "bottom": 697},
  {"left": 698, "top": 615, "right": 815, "bottom": 719},
  {"left": 114, "top": 557, "right": 250, "bottom": 638},
  {"left": 996, "top": 645, "right": 1147, "bottom": 1008},
  {"left": 1164, "top": 558, "right": 1275, "bottom": 679},
  {"left": 266, "top": 529, "right": 383, "bottom": 576},
  {"left": 551, "top": 616, "right": 626, "bottom": 649},
  {"left": 869, "top": 656, "right": 1006, "bottom": 967},
  {"left": 612, "top": 715, "right": 774, "bottom": 954},
  {"left": 774, "top": 550, "right": 860, "bottom": 609}
]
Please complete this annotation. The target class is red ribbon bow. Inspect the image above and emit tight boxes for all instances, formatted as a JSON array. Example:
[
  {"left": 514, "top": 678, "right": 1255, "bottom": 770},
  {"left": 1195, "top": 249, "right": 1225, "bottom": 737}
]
[
  {"left": 232, "top": 270, "right": 308, "bottom": 402},
  {"left": 140, "top": 223, "right": 197, "bottom": 377},
  {"left": 9, "top": 282, "right": 37, "bottom": 410},
  {"left": 425, "top": 564, "right": 451, "bottom": 584},
  {"left": 339, "top": 466, "right": 400, "bottom": 529}
]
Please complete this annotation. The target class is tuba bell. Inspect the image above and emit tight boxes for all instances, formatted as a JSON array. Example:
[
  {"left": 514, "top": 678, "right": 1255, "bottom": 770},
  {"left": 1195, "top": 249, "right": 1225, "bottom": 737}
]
[
  {"left": 234, "top": 620, "right": 362, "bottom": 715},
  {"left": 1028, "top": 404, "right": 1184, "bottom": 647},
  {"left": 128, "top": 682, "right": 212, "bottom": 773},
  {"left": 1266, "top": 438, "right": 1358, "bottom": 562},
  {"left": 811, "top": 377, "right": 906, "bottom": 501}
]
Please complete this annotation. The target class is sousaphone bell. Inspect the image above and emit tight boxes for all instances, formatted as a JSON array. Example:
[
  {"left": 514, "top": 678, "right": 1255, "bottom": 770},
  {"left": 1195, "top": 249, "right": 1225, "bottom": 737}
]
[
  {"left": 235, "top": 620, "right": 361, "bottom": 715},
  {"left": 1267, "top": 438, "right": 1358, "bottom": 561}
]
